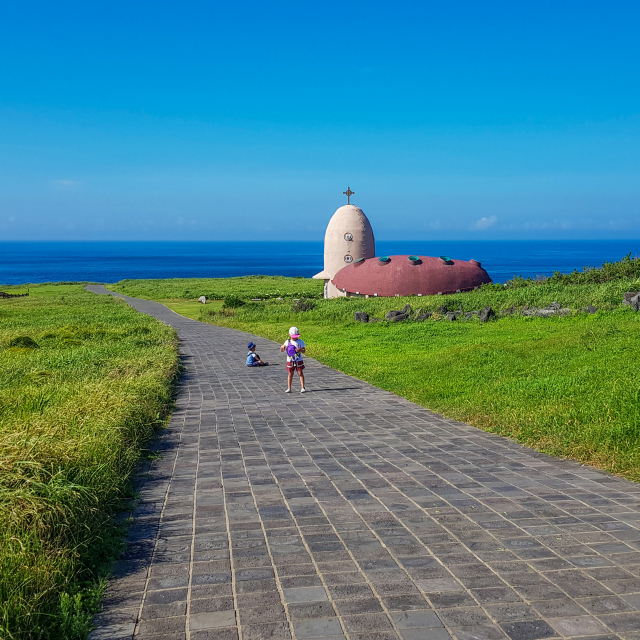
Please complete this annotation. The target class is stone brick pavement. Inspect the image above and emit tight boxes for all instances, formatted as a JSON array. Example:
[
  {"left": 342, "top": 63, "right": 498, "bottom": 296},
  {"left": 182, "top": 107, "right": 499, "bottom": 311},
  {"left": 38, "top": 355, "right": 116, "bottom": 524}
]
[{"left": 87, "top": 285, "right": 640, "bottom": 640}]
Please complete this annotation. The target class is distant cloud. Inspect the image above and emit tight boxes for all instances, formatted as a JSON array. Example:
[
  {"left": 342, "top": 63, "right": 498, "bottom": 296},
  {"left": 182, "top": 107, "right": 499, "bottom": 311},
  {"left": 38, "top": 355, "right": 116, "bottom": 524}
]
[{"left": 473, "top": 215, "right": 497, "bottom": 231}]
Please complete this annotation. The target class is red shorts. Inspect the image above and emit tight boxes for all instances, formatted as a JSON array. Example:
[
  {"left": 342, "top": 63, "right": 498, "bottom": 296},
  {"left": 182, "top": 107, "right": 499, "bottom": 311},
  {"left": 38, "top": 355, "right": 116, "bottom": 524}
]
[{"left": 286, "top": 360, "right": 305, "bottom": 372}]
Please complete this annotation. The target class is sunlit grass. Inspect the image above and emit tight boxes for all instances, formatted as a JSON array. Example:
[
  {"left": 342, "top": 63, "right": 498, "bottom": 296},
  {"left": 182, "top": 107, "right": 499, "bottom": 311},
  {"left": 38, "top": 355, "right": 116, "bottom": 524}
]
[
  {"left": 0, "top": 285, "right": 178, "bottom": 639},
  {"left": 111, "top": 275, "right": 323, "bottom": 300},
  {"left": 159, "top": 298, "right": 222, "bottom": 320}
]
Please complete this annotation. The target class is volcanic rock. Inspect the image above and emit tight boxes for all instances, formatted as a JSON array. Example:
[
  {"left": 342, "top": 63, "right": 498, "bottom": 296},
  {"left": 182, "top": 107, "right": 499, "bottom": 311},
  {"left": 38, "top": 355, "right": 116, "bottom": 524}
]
[{"left": 479, "top": 306, "right": 495, "bottom": 322}]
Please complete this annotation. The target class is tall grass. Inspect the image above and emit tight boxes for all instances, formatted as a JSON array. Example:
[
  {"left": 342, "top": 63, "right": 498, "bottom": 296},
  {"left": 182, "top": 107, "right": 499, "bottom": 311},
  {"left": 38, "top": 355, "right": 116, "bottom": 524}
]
[
  {"left": 0, "top": 285, "right": 178, "bottom": 639},
  {"left": 506, "top": 252, "right": 640, "bottom": 286}
]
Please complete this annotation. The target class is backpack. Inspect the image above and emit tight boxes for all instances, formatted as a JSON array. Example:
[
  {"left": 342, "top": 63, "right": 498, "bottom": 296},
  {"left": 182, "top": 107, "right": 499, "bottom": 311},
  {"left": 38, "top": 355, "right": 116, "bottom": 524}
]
[{"left": 285, "top": 340, "right": 298, "bottom": 359}]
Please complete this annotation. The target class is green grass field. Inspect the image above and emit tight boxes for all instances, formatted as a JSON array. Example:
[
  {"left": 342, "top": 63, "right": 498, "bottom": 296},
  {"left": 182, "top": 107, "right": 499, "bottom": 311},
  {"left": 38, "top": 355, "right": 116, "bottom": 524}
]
[
  {"left": 0, "top": 285, "right": 178, "bottom": 639},
  {"left": 111, "top": 275, "right": 324, "bottom": 301},
  {"left": 114, "top": 263, "right": 640, "bottom": 482}
]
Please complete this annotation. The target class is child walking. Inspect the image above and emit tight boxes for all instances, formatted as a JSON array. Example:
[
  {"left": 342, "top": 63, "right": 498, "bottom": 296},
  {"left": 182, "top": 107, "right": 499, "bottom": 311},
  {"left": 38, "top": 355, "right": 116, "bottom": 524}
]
[{"left": 281, "top": 326, "right": 306, "bottom": 393}]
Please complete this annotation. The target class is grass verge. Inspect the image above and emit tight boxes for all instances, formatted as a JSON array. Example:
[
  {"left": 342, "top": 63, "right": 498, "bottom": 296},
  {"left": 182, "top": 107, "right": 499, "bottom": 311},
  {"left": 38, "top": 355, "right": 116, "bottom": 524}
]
[{"left": 0, "top": 284, "right": 178, "bottom": 639}]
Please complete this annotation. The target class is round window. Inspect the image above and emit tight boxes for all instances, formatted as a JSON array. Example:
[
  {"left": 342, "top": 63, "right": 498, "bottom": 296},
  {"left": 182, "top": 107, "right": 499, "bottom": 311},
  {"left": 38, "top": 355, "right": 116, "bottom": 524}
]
[
  {"left": 344, "top": 233, "right": 353, "bottom": 241},
  {"left": 344, "top": 255, "right": 353, "bottom": 263}
]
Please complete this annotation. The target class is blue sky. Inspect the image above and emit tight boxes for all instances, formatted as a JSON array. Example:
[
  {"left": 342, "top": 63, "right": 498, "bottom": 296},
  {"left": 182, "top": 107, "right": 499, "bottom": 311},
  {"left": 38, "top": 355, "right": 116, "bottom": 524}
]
[{"left": 1, "top": 0, "right": 639, "bottom": 241}]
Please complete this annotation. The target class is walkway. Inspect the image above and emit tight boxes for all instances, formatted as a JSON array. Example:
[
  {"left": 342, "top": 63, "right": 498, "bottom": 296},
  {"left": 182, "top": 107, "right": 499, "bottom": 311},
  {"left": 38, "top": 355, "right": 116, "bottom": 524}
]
[{"left": 86, "top": 286, "right": 640, "bottom": 640}]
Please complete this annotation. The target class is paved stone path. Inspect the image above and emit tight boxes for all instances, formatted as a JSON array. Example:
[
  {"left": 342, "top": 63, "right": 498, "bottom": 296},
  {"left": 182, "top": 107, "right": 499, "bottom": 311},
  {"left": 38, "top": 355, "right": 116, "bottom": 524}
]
[{"left": 87, "top": 285, "right": 640, "bottom": 640}]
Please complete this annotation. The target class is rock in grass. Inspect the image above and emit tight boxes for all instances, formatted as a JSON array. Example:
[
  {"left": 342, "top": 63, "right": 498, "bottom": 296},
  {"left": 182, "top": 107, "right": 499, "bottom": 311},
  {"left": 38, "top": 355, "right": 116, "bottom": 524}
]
[
  {"left": 438, "top": 305, "right": 448, "bottom": 313},
  {"left": 416, "top": 312, "right": 432, "bottom": 321},
  {"left": 546, "top": 302, "right": 561, "bottom": 310},
  {"left": 446, "top": 312, "right": 456, "bottom": 321},
  {"left": 623, "top": 292, "right": 640, "bottom": 305},
  {"left": 389, "top": 313, "right": 408, "bottom": 322},
  {"left": 198, "top": 296, "right": 206, "bottom": 304},
  {"left": 479, "top": 306, "right": 495, "bottom": 322},
  {"left": 385, "top": 310, "right": 402, "bottom": 320},
  {"left": 536, "top": 309, "right": 557, "bottom": 317},
  {"left": 464, "top": 312, "right": 474, "bottom": 320},
  {"left": 587, "top": 305, "right": 597, "bottom": 314},
  {"left": 401, "top": 304, "right": 412, "bottom": 315},
  {"left": 631, "top": 294, "right": 640, "bottom": 312},
  {"left": 354, "top": 311, "right": 369, "bottom": 323}
]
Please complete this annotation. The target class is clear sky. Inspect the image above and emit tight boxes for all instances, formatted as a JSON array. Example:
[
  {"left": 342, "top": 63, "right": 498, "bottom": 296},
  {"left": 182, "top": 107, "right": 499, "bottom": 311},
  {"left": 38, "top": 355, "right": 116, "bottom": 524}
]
[{"left": 1, "top": 0, "right": 639, "bottom": 241}]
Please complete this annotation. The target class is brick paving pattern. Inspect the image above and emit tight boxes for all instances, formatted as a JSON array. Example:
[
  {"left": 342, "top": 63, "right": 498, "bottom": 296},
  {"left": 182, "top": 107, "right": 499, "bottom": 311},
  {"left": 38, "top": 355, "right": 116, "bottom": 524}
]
[{"left": 87, "top": 286, "right": 640, "bottom": 640}]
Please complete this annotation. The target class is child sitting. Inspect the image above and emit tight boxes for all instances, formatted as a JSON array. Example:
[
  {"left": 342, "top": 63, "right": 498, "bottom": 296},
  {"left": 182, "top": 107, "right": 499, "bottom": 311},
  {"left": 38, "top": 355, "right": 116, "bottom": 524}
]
[
  {"left": 246, "top": 342, "right": 268, "bottom": 367},
  {"left": 280, "top": 326, "right": 306, "bottom": 393}
]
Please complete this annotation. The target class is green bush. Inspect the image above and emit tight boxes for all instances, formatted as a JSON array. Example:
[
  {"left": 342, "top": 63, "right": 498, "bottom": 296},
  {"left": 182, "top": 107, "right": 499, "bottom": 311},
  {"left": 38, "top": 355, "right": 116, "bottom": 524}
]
[
  {"left": 291, "top": 298, "right": 316, "bottom": 313},
  {"left": 8, "top": 336, "right": 39, "bottom": 349},
  {"left": 222, "top": 295, "right": 245, "bottom": 309}
]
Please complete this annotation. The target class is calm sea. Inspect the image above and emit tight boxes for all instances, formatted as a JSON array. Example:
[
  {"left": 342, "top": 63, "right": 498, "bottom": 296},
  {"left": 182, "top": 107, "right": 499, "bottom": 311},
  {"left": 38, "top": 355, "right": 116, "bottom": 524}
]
[{"left": 1, "top": 240, "right": 638, "bottom": 286}]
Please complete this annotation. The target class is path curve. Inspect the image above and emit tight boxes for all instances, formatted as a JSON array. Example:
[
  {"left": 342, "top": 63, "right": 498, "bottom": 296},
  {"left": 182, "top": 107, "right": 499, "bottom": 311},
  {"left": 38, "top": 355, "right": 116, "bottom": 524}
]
[{"left": 86, "top": 285, "right": 640, "bottom": 640}]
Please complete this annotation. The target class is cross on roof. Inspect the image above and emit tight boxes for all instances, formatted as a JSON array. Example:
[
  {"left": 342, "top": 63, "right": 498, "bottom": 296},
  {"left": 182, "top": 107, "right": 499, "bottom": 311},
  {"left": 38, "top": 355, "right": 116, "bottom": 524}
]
[{"left": 343, "top": 186, "right": 354, "bottom": 204}]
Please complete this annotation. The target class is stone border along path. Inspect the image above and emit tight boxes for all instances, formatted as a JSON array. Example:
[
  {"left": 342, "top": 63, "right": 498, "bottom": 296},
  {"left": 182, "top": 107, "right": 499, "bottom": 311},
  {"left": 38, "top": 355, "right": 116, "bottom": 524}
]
[{"left": 86, "top": 284, "right": 640, "bottom": 640}]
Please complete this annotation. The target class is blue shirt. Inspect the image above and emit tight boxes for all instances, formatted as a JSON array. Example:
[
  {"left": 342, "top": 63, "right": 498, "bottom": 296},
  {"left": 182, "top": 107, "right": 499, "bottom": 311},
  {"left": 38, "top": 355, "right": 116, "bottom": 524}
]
[{"left": 246, "top": 351, "right": 259, "bottom": 366}]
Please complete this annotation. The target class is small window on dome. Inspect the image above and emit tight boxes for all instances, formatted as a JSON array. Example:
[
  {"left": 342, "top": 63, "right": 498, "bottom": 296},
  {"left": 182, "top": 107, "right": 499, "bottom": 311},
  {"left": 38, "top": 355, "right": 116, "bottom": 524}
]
[
  {"left": 344, "top": 255, "right": 353, "bottom": 263},
  {"left": 344, "top": 233, "right": 353, "bottom": 241}
]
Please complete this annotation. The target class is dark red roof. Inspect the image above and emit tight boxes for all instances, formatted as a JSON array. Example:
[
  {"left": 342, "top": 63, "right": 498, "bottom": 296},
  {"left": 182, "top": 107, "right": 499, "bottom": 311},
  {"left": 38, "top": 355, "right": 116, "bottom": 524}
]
[{"left": 331, "top": 255, "right": 492, "bottom": 296}]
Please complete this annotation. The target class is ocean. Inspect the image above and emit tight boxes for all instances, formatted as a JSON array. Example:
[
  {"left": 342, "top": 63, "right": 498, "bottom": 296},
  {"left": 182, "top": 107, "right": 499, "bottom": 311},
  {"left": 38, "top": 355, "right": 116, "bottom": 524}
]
[{"left": 1, "top": 240, "right": 638, "bottom": 286}]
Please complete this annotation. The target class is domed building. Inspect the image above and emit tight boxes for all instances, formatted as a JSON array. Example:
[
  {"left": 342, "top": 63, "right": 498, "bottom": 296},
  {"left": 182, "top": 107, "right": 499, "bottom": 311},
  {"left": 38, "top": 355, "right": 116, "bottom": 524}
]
[{"left": 314, "top": 188, "right": 492, "bottom": 298}]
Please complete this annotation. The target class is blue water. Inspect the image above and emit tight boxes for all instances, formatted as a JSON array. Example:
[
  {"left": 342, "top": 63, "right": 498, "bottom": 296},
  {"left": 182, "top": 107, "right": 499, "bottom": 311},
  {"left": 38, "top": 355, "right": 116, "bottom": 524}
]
[{"left": 1, "top": 240, "right": 638, "bottom": 286}]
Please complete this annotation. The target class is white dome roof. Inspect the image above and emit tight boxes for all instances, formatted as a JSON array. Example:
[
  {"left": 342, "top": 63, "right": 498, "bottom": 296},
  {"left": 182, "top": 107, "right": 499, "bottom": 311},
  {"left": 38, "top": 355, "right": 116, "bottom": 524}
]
[{"left": 326, "top": 204, "right": 371, "bottom": 231}]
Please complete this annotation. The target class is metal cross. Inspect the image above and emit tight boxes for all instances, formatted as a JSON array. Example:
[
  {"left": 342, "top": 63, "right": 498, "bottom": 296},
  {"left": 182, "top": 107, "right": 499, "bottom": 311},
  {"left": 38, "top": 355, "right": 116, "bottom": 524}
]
[{"left": 343, "top": 186, "right": 354, "bottom": 204}]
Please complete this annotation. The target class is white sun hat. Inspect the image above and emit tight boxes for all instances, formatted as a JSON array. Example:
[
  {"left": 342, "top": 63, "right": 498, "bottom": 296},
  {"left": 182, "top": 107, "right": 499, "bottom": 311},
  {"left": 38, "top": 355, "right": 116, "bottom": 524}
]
[{"left": 289, "top": 326, "right": 300, "bottom": 339}]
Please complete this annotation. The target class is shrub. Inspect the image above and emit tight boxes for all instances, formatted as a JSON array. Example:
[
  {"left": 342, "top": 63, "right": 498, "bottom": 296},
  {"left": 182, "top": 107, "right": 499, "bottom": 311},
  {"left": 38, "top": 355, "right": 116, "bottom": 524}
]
[
  {"left": 291, "top": 299, "right": 316, "bottom": 313},
  {"left": 8, "top": 336, "right": 40, "bottom": 349},
  {"left": 222, "top": 295, "right": 245, "bottom": 309}
]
